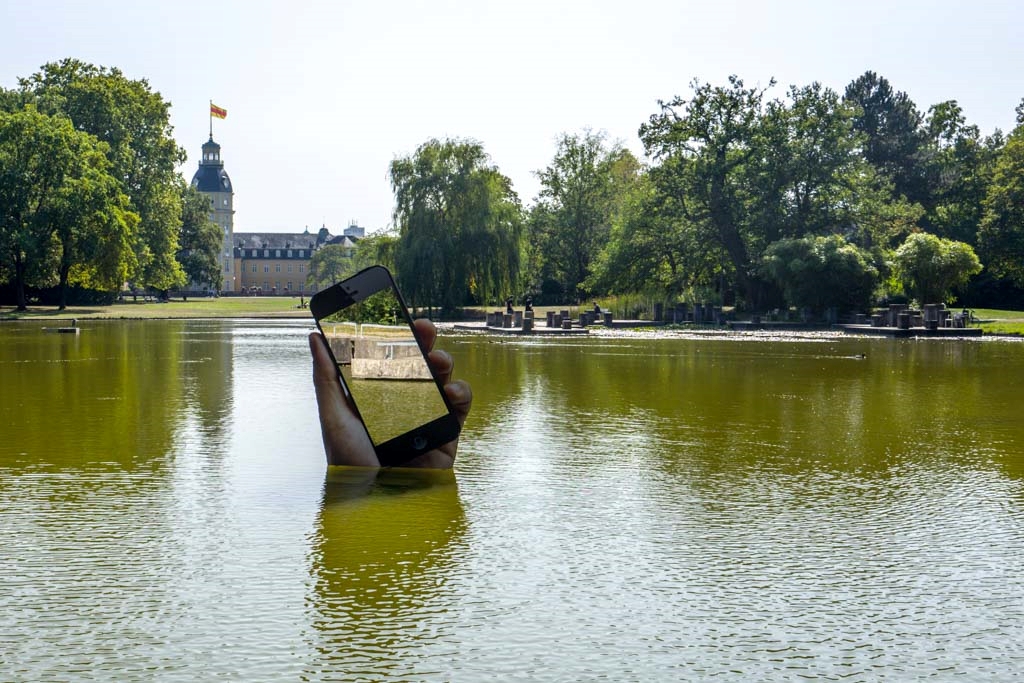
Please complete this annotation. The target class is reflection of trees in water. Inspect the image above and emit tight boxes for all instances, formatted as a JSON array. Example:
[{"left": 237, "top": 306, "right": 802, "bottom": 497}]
[{"left": 305, "top": 468, "right": 465, "bottom": 679}]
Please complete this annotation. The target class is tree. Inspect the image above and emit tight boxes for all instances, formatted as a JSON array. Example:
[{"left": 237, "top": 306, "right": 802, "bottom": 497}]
[
  {"left": 307, "top": 244, "right": 358, "bottom": 291},
  {"left": 762, "top": 235, "right": 879, "bottom": 314},
  {"left": 640, "top": 77, "right": 897, "bottom": 308},
  {"left": 920, "top": 100, "right": 1002, "bottom": 246},
  {"left": 978, "top": 125, "right": 1024, "bottom": 285},
  {"left": 49, "top": 152, "right": 137, "bottom": 309},
  {"left": 389, "top": 138, "right": 523, "bottom": 314},
  {"left": 18, "top": 59, "right": 187, "bottom": 291},
  {"left": 0, "top": 106, "right": 132, "bottom": 310},
  {"left": 891, "top": 232, "right": 982, "bottom": 304},
  {"left": 640, "top": 76, "right": 775, "bottom": 307},
  {"left": 843, "top": 71, "right": 928, "bottom": 204},
  {"left": 587, "top": 169, "right": 722, "bottom": 298},
  {"left": 177, "top": 183, "right": 223, "bottom": 291},
  {"left": 532, "top": 131, "right": 639, "bottom": 300}
]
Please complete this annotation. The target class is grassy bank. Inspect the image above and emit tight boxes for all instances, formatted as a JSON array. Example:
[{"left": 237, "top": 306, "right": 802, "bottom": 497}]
[
  {"left": 0, "top": 296, "right": 311, "bottom": 320},
  {"left": 970, "top": 308, "right": 1024, "bottom": 336}
]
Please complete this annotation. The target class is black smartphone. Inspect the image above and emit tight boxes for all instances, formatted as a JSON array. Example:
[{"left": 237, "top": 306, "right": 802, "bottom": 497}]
[{"left": 309, "top": 265, "right": 461, "bottom": 466}]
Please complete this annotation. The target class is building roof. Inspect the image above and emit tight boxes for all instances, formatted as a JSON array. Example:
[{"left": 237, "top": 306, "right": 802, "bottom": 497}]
[
  {"left": 191, "top": 165, "right": 232, "bottom": 193},
  {"left": 233, "top": 232, "right": 323, "bottom": 250}
]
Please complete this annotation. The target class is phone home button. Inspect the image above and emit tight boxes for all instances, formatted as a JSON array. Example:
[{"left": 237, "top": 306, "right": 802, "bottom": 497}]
[{"left": 412, "top": 435, "right": 428, "bottom": 451}]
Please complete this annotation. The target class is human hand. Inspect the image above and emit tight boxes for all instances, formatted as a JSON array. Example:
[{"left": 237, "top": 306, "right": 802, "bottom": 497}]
[{"left": 309, "top": 319, "right": 472, "bottom": 468}]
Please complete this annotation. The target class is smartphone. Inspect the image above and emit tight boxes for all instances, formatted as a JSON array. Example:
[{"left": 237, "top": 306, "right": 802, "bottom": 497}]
[{"left": 309, "top": 265, "right": 461, "bottom": 466}]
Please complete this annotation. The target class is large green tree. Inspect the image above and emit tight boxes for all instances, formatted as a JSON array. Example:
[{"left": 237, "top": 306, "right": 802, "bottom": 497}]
[
  {"left": 177, "top": 183, "right": 223, "bottom": 291},
  {"left": 389, "top": 138, "right": 523, "bottom": 314},
  {"left": 0, "top": 106, "right": 133, "bottom": 310},
  {"left": 920, "top": 100, "right": 1003, "bottom": 246},
  {"left": 640, "top": 76, "right": 774, "bottom": 307},
  {"left": 977, "top": 122, "right": 1024, "bottom": 285},
  {"left": 587, "top": 165, "right": 726, "bottom": 300},
  {"left": 843, "top": 71, "right": 928, "bottom": 205},
  {"left": 531, "top": 131, "right": 640, "bottom": 300},
  {"left": 17, "top": 59, "right": 187, "bottom": 291},
  {"left": 892, "top": 232, "right": 982, "bottom": 304}
]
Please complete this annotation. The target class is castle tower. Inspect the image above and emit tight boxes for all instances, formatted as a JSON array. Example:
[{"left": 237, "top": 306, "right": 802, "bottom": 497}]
[{"left": 190, "top": 137, "right": 234, "bottom": 291}]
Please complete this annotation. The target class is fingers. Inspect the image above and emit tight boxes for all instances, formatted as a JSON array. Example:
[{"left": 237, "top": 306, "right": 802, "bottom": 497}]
[
  {"left": 309, "top": 332, "right": 378, "bottom": 467},
  {"left": 444, "top": 379, "right": 472, "bottom": 429},
  {"left": 412, "top": 318, "right": 436, "bottom": 352}
]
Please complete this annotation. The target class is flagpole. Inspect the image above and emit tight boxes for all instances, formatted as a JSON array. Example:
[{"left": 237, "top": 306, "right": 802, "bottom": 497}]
[{"left": 209, "top": 99, "right": 213, "bottom": 138}]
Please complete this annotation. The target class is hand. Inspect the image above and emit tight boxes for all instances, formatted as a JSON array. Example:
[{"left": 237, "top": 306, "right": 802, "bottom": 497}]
[{"left": 309, "top": 319, "right": 472, "bottom": 468}]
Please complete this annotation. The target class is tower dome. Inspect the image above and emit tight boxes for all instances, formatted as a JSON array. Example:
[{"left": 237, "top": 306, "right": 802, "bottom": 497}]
[{"left": 191, "top": 137, "right": 232, "bottom": 192}]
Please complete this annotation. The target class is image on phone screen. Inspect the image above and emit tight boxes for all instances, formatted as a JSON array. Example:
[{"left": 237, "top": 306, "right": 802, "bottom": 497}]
[{"left": 314, "top": 276, "right": 453, "bottom": 448}]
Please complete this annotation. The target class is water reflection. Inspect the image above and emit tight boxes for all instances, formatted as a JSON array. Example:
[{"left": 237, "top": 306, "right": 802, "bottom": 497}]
[
  {"left": 2, "top": 322, "right": 1023, "bottom": 680},
  {"left": 305, "top": 467, "right": 465, "bottom": 680}
]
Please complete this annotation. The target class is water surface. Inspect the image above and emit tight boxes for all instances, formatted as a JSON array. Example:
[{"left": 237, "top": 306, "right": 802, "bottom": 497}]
[{"left": 1, "top": 321, "right": 1022, "bottom": 681}]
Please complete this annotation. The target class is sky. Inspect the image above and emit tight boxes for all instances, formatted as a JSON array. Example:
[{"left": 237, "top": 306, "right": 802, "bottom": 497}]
[{"left": 3, "top": 0, "right": 1022, "bottom": 235}]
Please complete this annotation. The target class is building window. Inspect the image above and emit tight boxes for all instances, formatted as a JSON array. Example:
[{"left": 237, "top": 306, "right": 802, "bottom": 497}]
[
  {"left": 275, "top": 250, "right": 281, "bottom": 257},
  {"left": 287, "top": 281, "right": 293, "bottom": 290},
  {"left": 299, "top": 282, "right": 304, "bottom": 292},
  {"left": 275, "top": 281, "right": 280, "bottom": 290},
  {"left": 299, "top": 264, "right": 305, "bottom": 273},
  {"left": 264, "top": 281, "right": 269, "bottom": 290},
  {"left": 287, "top": 249, "right": 292, "bottom": 257},
  {"left": 287, "top": 265, "right": 292, "bottom": 273},
  {"left": 299, "top": 250, "right": 304, "bottom": 258},
  {"left": 264, "top": 265, "right": 269, "bottom": 273},
  {"left": 275, "top": 264, "right": 281, "bottom": 272},
  {"left": 251, "top": 265, "right": 257, "bottom": 273},
  {"left": 264, "top": 249, "right": 269, "bottom": 257}
]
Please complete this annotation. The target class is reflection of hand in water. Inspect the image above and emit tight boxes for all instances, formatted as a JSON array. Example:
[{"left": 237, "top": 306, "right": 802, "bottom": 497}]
[
  {"left": 307, "top": 468, "right": 465, "bottom": 677},
  {"left": 310, "top": 318, "right": 472, "bottom": 468}
]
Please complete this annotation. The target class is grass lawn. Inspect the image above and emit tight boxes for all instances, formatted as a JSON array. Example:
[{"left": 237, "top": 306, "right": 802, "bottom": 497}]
[
  {"left": 969, "top": 308, "right": 1024, "bottom": 336},
  {"left": 0, "top": 296, "right": 312, "bottom": 320}
]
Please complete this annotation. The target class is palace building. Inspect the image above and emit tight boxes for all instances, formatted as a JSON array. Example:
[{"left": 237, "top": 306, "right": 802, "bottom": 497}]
[{"left": 191, "top": 136, "right": 362, "bottom": 294}]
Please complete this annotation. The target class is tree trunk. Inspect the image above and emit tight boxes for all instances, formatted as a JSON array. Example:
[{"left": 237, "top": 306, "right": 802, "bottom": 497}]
[
  {"left": 59, "top": 263, "right": 70, "bottom": 311},
  {"left": 15, "top": 258, "right": 28, "bottom": 311}
]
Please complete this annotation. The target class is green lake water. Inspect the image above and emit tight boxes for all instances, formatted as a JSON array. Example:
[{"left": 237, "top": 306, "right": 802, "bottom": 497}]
[{"left": 1, "top": 320, "right": 1022, "bottom": 681}]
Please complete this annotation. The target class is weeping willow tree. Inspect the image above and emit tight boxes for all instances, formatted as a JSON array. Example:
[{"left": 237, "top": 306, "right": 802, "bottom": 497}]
[{"left": 389, "top": 138, "right": 523, "bottom": 315}]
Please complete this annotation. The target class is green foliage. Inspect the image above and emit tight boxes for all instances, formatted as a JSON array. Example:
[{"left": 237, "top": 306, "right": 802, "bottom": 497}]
[
  {"left": 322, "top": 289, "right": 397, "bottom": 326},
  {"left": 762, "top": 235, "right": 879, "bottom": 314},
  {"left": 843, "top": 71, "right": 929, "bottom": 204},
  {"left": 586, "top": 171, "right": 722, "bottom": 298},
  {"left": 639, "top": 77, "right": 902, "bottom": 309},
  {"left": 891, "top": 232, "right": 982, "bottom": 305},
  {"left": 531, "top": 131, "right": 639, "bottom": 300},
  {"left": 0, "top": 106, "right": 134, "bottom": 310},
  {"left": 177, "top": 183, "right": 223, "bottom": 290},
  {"left": 978, "top": 126, "right": 1024, "bottom": 285},
  {"left": 18, "top": 59, "right": 186, "bottom": 291},
  {"left": 389, "top": 138, "right": 523, "bottom": 314},
  {"left": 307, "top": 244, "right": 358, "bottom": 291}
]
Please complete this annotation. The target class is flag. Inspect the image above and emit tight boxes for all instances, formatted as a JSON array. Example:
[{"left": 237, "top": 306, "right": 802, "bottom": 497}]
[{"left": 210, "top": 103, "right": 227, "bottom": 119}]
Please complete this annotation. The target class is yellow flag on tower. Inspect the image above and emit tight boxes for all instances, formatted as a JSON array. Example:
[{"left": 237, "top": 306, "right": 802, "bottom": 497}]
[{"left": 210, "top": 103, "right": 227, "bottom": 119}]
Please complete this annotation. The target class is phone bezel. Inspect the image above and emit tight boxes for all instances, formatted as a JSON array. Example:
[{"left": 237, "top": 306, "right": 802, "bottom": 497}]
[{"left": 309, "top": 265, "right": 461, "bottom": 466}]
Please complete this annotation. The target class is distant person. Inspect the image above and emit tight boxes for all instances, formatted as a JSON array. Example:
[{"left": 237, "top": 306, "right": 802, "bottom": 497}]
[
  {"left": 506, "top": 297, "right": 514, "bottom": 315},
  {"left": 524, "top": 296, "right": 533, "bottom": 313},
  {"left": 309, "top": 319, "right": 472, "bottom": 469}
]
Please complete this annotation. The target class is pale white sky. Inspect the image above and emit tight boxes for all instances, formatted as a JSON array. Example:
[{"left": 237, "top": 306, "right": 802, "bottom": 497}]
[{"left": 2, "top": 0, "right": 1022, "bottom": 234}]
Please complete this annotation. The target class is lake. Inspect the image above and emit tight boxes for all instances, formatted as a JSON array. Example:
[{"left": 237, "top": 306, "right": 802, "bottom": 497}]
[{"left": 1, "top": 320, "right": 1022, "bottom": 681}]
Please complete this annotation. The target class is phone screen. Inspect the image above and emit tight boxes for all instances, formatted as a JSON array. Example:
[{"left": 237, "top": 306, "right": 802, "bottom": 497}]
[{"left": 314, "top": 274, "right": 452, "bottom": 447}]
